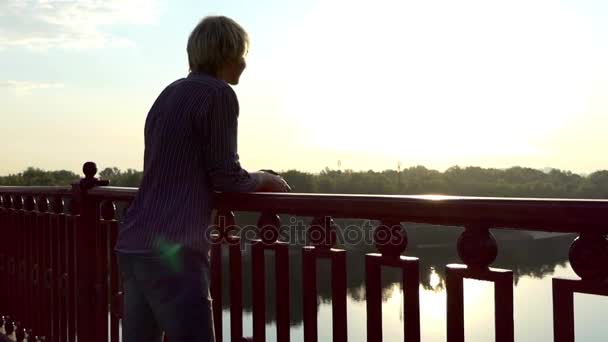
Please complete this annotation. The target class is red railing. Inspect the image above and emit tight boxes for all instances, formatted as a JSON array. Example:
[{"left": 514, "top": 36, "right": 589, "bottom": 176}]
[{"left": 0, "top": 162, "right": 607, "bottom": 342}]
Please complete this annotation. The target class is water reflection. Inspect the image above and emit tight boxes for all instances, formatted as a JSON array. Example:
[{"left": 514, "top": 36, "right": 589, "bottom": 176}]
[{"left": 218, "top": 224, "right": 574, "bottom": 326}]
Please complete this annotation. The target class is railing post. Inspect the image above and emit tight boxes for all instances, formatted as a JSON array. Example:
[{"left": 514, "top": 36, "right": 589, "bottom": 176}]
[
  {"left": 71, "top": 162, "right": 109, "bottom": 342},
  {"left": 365, "top": 220, "right": 420, "bottom": 342},
  {"left": 553, "top": 233, "right": 608, "bottom": 342},
  {"left": 446, "top": 226, "right": 513, "bottom": 342}
]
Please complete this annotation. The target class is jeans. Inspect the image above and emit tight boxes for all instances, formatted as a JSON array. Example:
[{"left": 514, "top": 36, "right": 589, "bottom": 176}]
[{"left": 117, "top": 248, "right": 215, "bottom": 342}]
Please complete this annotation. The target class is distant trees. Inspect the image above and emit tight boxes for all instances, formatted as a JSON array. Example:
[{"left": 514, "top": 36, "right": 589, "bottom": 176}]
[
  {"left": 281, "top": 166, "right": 608, "bottom": 198},
  {"left": 0, "top": 167, "right": 79, "bottom": 186},
  {"left": 98, "top": 167, "right": 142, "bottom": 187},
  {"left": 1, "top": 165, "right": 607, "bottom": 198}
]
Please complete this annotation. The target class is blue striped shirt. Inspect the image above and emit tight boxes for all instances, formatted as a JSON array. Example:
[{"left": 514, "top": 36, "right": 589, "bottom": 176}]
[{"left": 115, "top": 72, "right": 258, "bottom": 254}]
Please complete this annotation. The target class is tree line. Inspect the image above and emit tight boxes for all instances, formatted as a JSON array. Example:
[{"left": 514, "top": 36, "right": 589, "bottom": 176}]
[{"left": 1, "top": 165, "right": 607, "bottom": 198}]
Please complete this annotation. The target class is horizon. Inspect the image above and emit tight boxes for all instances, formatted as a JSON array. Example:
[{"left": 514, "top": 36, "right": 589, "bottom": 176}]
[
  {"left": 1, "top": 0, "right": 607, "bottom": 175},
  {"left": 0, "top": 163, "right": 604, "bottom": 178}
]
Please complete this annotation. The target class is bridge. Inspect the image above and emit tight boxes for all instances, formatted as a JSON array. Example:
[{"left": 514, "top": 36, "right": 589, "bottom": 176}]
[{"left": 0, "top": 162, "right": 607, "bottom": 342}]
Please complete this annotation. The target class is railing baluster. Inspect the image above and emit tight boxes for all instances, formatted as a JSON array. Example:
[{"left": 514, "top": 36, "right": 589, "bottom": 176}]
[
  {"left": 302, "top": 247, "right": 318, "bottom": 342},
  {"left": 97, "top": 200, "right": 114, "bottom": 342},
  {"left": 211, "top": 210, "right": 225, "bottom": 342},
  {"left": 331, "top": 250, "right": 347, "bottom": 342},
  {"left": 0, "top": 195, "right": 8, "bottom": 334},
  {"left": 51, "top": 195, "right": 64, "bottom": 342},
  {"left": 24, "top": 195, "right": 36, "bottom": 338},
  {"left": 552, "top": 233, "right": 608, "bottom": 342},
  {"left": 33, "top": 195, "right": 43, "bottom": 340},
  {"left": 495, "top": 272, "right": 514, "bottom": 342},
  {"left": 27, "top": 196, "right": 35, "bottom": 340},
  {"left": 66, "top": 199, "right": 78, "bottom": 342},
  {"left": 251, "top": 240, "right": 266, "bottom": 342},
  {"left": 229, "top": 242, "right": 244, "bottom": 342},
  {"left": 446, "top": 266, "right": 464, "bottom": 342},
  {"left": 4, "top": 194, "right": 15, "bottom": 337},
  {"left": 108, "top": 201, "right": 122, "bottom": 342},
  {"left": 552, "top": 280, "right": 575, "bottom": 342},
  {"left": 366, "top": 221, "right": 419, "bottom": 342},
  {"left": 19, "top": 196, "right": 27, "bottom": 340},
  {"left": 446, "top": 226, "right": 513, "bottom": 342},
  {"left": 303, "top": 216, "right": 348, "bottom": 342},
  {"left": 51, "top": 196, "right": 67, "bottom": 342},
  {"left": 0, "top": 195, "right": 6, "bottom": 332},
  {"left": 402, "top": 259, "right": 420, "bottom": 342},
  {"left": 39, "top": 195, "right": 53, "bottom": 341},
  {"left": 365, "top": 255, "right": 382, "bottom": 342},
  {"left": 224, "top": 211, "right": 244, "bottom": 342},
  {"left": 250, "top": 212, "right": 289, "bottom": 342},
  {"left": 275, "top": 242, "right": 290, "bottom": 342},
  {"left": 37, "top": 195, "right": 49, "bottom": 341},
  {"left": 28, "top": 195, "right": 38, "bottom": 339},
  {"left": 14, "top": 195, "right": 26, "bottom": 340}
]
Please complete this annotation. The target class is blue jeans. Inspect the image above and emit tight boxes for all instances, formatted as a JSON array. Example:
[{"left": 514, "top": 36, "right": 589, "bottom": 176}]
[{"left": 117, "top": 248, "right": 215, "bottom": 342}]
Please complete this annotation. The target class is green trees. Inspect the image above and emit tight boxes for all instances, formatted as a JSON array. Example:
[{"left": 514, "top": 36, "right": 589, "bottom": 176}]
[
  {"left": 1, "top": 166, "right": 607, "bottom": 198},
  {"left": 98, "top": 167, "right": 143, "bottom": 187},
  {"left": 0, "top": 167, "right": 79, "bottom": 186}
]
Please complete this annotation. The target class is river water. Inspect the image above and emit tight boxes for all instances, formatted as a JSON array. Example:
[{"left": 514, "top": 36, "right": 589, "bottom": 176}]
[{"left": 218, "top": 233, "right": 608, "bottom": 341}]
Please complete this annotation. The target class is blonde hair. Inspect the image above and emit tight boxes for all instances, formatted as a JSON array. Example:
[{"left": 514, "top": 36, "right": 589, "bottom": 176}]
[{"left": 187, "top": 16, "right": 249, "bottom": 75}]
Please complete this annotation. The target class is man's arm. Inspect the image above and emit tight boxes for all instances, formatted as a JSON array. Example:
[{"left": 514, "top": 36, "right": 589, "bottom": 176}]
[{"left": 203, "top": 84, "right": 258, "bottom": 192}]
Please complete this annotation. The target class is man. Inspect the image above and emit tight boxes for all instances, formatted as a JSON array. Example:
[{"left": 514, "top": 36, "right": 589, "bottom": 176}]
[{"left": 115, "top": 16, "right": 290, "bottom": 342}]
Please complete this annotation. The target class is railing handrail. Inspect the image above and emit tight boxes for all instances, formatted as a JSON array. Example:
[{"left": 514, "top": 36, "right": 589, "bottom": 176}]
[
  {"left": 0, "top": 185, "right": 72, "bottom": 196},
  {"left": 81, "top": 186, "right": 608, "bottom": 233},
  {"left": 216, "top": 192, "right": 608, "bottom": 233},
  {"left": 87, "top": 186, "right": 138, "bottom": 200},
  {"left": 2, "top": 185, "right": 605, "bottom": 232}
]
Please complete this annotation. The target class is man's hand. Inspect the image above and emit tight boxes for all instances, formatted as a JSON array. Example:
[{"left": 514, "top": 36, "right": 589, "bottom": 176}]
[{"left": 254, "top": 171, "right": 292, "bottom": 192}]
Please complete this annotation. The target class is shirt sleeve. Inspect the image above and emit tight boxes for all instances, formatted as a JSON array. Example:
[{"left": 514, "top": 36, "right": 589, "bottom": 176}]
[{"left": 203, "top": 84, "right": 258, "bottom": 192}]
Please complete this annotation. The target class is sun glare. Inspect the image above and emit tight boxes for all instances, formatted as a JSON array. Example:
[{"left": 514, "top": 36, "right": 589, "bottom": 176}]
[
  {"left": 429, "top": 268, "right": 442, "bottom": 289},
  {"left": 256, "top": 0, "right": 606, "bottom": 171}
]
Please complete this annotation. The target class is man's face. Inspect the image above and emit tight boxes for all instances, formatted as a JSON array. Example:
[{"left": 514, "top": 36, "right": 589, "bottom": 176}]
[{"left": 224, "top": 56, "right": 246, "bottom": 85}]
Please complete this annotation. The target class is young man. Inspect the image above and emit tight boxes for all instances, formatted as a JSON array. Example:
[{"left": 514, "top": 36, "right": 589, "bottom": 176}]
[{"left": 114, "top": 16, "right": 290, "bottom": 342}]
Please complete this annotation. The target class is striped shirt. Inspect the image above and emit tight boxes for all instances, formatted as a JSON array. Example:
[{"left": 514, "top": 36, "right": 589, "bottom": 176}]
[{"left": 115, "top": 72, "right": 258, "bottom": 254}]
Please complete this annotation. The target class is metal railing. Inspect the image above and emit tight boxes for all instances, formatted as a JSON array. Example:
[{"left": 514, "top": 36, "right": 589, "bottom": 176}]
[{"left": 0, "top": 162, "right": 607, "bottom": 342}]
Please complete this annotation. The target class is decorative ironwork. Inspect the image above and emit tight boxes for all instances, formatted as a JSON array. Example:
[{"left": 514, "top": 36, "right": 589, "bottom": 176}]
[
  {"left": 51, "top": 195, "right": 63, "bottom": 214},
  {"left": 23, "top": 196, "right": 35, "bottom": 212},
  {"left": 456, "top": 225, "right": 497, "bottom": 268},
  {"left": 1, "top": 194, "right": 10, "bottom": 208},
  {"left": 80, "top": 162, "right": 109, "bottom": 191},
  {"left": 568, "top": 233, "right": 608, "bottom": 281},
  {"left": 2, "top": 161, "right": 608, "bottom": 342},
  {"left": 101, "top": 200, "right": 116, "bottom": 221},
  {"left": 13, "top": 195, "right": 23, "bottom": 210},
  {"left": 37, "top": 196, "right": 48, "bottom": 213}
]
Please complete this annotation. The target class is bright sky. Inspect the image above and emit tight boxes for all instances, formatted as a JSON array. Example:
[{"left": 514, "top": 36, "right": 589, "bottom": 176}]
[{"left": 1, "top": 0, "right": 607, "bottom": 175}]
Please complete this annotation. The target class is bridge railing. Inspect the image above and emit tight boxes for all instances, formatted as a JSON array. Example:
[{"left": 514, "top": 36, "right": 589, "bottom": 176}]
[{"left": 0, "top": 162, "right": 607, "bottom": 342}]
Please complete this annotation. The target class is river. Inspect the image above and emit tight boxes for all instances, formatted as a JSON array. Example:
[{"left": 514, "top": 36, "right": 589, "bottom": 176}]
[{"left": 217, "top": 231, "right": 608, "bottom": 341}]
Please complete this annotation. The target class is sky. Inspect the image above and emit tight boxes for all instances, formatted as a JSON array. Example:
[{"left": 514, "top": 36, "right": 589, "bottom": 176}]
[{"left": 1, "top": 0, "right": 607, "bottom": 176}]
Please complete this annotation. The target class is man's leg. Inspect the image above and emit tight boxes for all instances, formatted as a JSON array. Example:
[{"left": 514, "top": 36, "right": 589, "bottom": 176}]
[
  {"left": 154, "top": 290, "right": 215, "bottom": 342},
  {"left": 117, "top": 254, "right": 164, "bottom": 342},
  {"left": 135, "top": 248, "right": 215, "bottom": 342}
]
